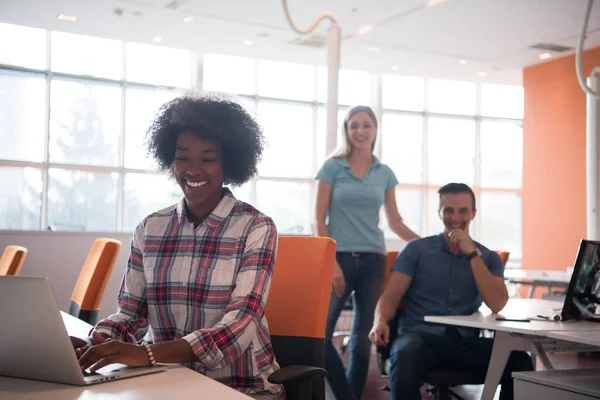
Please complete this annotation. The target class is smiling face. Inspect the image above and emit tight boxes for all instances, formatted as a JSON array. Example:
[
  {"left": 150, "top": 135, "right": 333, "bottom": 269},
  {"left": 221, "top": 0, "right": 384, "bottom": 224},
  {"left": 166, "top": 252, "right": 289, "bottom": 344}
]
[
  {"left": 173, "top": 131, "right": 224, "bottom": 220},
  {"left": 346, "top": 111, "right": 377, "bottom": 152},
  {"left": 439, "top": 192, "right": 476, "bottom": 233}
]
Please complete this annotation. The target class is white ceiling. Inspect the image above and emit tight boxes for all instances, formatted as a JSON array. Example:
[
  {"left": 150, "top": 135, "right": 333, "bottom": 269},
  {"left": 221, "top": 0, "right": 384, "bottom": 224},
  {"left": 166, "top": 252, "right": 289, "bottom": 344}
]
[{"left": 1, "top": 0, "right": 600, "bottom": 85}]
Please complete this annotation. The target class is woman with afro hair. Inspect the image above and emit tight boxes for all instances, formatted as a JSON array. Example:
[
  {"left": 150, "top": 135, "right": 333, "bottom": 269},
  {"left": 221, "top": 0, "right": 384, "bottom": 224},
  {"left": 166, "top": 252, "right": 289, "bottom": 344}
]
[{"left": 71, "top": 94, "right": 283, "bottom": 399}]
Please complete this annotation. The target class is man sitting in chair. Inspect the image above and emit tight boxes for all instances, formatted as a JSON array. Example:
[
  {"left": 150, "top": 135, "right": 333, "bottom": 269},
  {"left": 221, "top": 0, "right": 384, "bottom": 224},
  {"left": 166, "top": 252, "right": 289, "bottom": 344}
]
[{"left": 369, "top": 183, "right": 533, "bottom": 400}]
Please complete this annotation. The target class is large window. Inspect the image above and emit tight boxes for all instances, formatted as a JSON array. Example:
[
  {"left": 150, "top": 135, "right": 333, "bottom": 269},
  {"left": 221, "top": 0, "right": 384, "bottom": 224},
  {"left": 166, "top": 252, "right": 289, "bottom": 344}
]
[
  {"left": 0, "top": 23, "right": 524, "bottom": 265},
  {"left": 380, "top": 76, "right": 524, "bottom": 265},
  {"left": 0, "top": 22, "right": 192, "bottom": 232}
]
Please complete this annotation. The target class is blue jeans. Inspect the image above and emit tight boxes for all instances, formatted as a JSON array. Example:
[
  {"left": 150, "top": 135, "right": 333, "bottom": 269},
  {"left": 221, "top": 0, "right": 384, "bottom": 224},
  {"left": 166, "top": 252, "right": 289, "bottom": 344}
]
[{"left": 324, "top": 252, "right": 386, "bottom": 400}]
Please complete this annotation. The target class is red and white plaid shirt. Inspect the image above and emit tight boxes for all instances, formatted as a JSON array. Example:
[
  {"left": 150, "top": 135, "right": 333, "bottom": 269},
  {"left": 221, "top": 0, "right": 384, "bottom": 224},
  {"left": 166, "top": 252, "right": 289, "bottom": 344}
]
[{"left": 95, "top": 189, "right": 283, "bottom": 397}]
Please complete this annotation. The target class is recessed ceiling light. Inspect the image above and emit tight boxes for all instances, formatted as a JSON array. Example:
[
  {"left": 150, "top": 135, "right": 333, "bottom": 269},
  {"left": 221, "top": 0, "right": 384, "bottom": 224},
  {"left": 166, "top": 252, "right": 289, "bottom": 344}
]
[
  {"left": 458, "top": 59, "right": 467, "bottom": 65},
  {"left": 356, "top": 24, "right": 374, "bottom": 35},
  {"left": 391, "top": 65, "right": 399, "bottom": 70},
  {"left": 244, "top": 40, "right": 255, "bottom": 46},
  {"left": 153, "top": 36, "right": 162, "bottom": 43},
  {"left": 426, "top": 0, "right": 447, "bottom": 7},
  {"left": 478, "top": 71, "right": 486, "bottom": 77},
  {"left": 57, "top": 14, "right": 77, "bottom": 22},
  {"left": 539, "top": 52, "right": 552, "bottom": 60},
  {"left": 368, "top": 46, "right": 380, "bottom": 53},
  {"left": 183, "top": 16, "right": 194, "bottom": 23}
]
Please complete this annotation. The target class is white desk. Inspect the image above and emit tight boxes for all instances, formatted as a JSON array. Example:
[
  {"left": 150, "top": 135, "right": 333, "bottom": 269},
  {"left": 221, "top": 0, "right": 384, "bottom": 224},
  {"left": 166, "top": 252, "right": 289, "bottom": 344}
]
[
  {"left": 61, "top": 311, "right": 93, "bottom": 338},
  {"left": 547, "top": 330, "right": 600, "bottom": 347},
  {"left": 0, "top": 312, "right": 252, "bottom": 399},
  {"left": 425, "top": 299, "right": 600, "bottom": 400},
  {"left": 0, "top": 366, "right": 252, "bottom": 399},
  {"left": 504, "top": 269, "right": 571, "bottom": 298}
]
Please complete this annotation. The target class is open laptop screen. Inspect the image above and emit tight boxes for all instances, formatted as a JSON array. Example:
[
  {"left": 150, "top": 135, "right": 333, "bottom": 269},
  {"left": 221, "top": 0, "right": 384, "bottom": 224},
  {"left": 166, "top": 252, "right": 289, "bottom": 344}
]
[{"left": 561, "top": 239, "right": 600, "bottom": 321}]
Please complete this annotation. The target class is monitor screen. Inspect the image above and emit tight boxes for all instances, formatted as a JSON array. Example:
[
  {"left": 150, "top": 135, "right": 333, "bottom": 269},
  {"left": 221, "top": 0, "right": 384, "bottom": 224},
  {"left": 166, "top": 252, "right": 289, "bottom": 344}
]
[{"left": 561, "top": 239, "right": 600, "bottom": 321}]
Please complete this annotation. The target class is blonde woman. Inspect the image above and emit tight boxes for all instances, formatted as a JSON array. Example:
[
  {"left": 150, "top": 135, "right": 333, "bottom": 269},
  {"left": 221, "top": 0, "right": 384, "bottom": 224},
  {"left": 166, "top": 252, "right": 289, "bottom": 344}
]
[{"left": 314, "top": 105, "right": 419, "bottom": 399}]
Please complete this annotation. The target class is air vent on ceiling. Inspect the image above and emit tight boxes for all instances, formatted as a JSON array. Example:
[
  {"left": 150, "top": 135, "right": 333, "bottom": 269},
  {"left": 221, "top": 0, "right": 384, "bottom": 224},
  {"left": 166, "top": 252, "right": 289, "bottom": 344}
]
[
  {"left": 165, "top": 0, "right": 190, "bottom": 10},
  {"left": 529, "top": 43, "right": 574, "bottom": 53},
  {"left": 289, "top": 34, "right": 327, "bottom": 49}
]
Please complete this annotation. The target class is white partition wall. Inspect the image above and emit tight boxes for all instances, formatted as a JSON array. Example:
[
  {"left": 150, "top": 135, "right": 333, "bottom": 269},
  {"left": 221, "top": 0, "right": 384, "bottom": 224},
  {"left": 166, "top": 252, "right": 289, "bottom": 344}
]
[{"left": 0, "top": 231, "right": 131, "bottom": 319}]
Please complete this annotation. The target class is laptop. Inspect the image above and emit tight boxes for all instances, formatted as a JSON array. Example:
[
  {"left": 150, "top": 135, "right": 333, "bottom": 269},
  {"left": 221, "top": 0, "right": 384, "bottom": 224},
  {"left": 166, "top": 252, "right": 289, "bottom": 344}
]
[
  {"left": 560, "top": 239, "right": 600, "bottom": 322},
  {"left": 0, "top": 276, "right": 167, "bottom": 385}
]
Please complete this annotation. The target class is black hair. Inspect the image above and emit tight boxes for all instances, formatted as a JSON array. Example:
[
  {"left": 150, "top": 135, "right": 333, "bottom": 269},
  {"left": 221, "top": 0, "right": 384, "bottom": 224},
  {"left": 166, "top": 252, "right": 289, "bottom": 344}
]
[
  {"left": 146, "top": 93, "right": 264, "bottom": 186},
  {"left": 438, "top": 183, "right": 476, "bottom": 210}
]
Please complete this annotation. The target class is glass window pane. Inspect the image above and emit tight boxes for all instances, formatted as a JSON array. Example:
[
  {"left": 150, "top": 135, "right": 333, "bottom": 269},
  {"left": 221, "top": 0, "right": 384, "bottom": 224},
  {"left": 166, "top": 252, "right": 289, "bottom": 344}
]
[
  {"left": 382, "top": 75, "right": 424, "bottom": 111},
  {"left": 480, "top": 121, "right": 523, "bottom": 189},
  {"left": 427, "top": 189, "right": 444, "bottom": 236},
  {"left": 123, "top": 173, "right": 181, "bottom": 231},
  {"left": 125, "top": 88, "right": 177, "bottom": 169},
  {"left": 256, "top": 180, "right": 312, "bottom": 235},
  {"left": 316, "top": 107, "right": 346, "bottom": 171},
  {"left": 230, "top": 181, "right": 253, "bottom": 205},
  {"left": 481, "top": 192, "right": 522, "bottom": 259},
  {"left": 428, "top": 79, "right": 476, "bottom": 115},
  {"left": 126, "top": 43, "right": 192, "bottom": 88},
  {"left": 203, "top": 53, "right": 255, "bottom": 95},
  {"left": 0, "top": 167, "right": 42, "bottom": 230},
  {"left": 0, "top": 23, "right": 46, "bottom": 69},
  {"left": 0, "top": 70, "right": 46, "bottom": 162},
  {"left": 427, "top": 118, "right": 476, "bottom": 185},
  {"left": 381, "top": 188, "right": 424, "bottom": 239},
  {"left": 47, "top": 169, "right": 118, "bottom": 231},
  {"left": 49, "top": 79, "right": 122, "bottom": 166},
  {"left": 317, "top": 68, "right": 371, "bottom": 106},
  {"left": 481, "top": 84, "right": 524, "bottom": 119},
  {"left": 51, "top": 32, "right": 123, "bottom": 79},
  {"left": 381, "top": 114, "right": 423, "bottom": 184},
  {"left": 257, "top": 101, "right": 313, "bottom": 178},
  {"left": 257, "top": 60, "right": 314, "bottom": 101},
  {"left": 427, "top": 188, "right": 476, "bottom": 237}
]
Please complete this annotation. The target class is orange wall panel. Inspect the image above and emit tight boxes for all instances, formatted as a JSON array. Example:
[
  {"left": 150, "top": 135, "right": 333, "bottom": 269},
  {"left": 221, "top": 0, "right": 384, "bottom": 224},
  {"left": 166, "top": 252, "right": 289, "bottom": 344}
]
[{"left": 523, "top": 47, "right": 600, "bottom": 276}]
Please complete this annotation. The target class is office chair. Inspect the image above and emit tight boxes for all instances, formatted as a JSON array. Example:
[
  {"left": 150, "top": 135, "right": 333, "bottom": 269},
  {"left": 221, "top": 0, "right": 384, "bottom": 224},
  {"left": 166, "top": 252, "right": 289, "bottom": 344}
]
[
  {"left": 69, "top": 238, "right": 122, "bottom": 325},
  {"left": 264, "top": 235, "right": 335, "bottom": 400},
  {"left": 0, "top": 245, "right": 28, "bottom": 276},
  {"left": 377, "top": 250, "right": 510, "bottom": 399}
]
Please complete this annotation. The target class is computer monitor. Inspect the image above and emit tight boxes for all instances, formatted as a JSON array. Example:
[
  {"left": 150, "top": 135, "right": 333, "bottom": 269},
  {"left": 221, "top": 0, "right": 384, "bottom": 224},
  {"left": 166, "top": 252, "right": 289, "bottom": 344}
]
[{"left": 561, "top": 239, "right": 600, "bottom": 321}]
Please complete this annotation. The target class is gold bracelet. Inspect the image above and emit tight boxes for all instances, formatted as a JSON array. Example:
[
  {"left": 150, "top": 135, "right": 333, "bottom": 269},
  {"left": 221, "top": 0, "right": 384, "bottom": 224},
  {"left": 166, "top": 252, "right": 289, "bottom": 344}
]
[{"left": 140, "top": 341, "right": 156, "bottom": 366}]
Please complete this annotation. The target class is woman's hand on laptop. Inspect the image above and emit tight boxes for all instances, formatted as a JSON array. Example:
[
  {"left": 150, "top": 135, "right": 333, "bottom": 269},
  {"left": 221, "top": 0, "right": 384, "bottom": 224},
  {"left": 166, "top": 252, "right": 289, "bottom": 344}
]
[
  {"left": 78, "top": 338, "right": 149, "bottom": 372},
  {"left": 70, "top": 331, "right": 109, "bottom": 358}
]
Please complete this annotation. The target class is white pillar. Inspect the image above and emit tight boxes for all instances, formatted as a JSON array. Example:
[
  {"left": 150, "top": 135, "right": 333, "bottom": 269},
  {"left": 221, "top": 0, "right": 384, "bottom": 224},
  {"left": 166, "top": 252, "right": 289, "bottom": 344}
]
[
  {"left": 586, "top": 69, "right": 600, "bottom": 240},
  {"left": 326, "top": 25, "right": 341, "bottom": 155}
]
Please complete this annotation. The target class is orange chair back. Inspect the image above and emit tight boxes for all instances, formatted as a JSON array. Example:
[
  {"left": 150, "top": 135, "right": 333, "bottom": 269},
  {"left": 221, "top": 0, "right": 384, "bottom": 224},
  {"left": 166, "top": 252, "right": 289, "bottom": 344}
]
[
  {"left": 385, "top": 251, "right": 405, "bottom": 309},
  {"left": 0, "top": 245, "right": 27, "bottom": 276},
  {"left": 495, "top": 250, "right": 510, "bottom": 266},
  {"left": 70, "top": 238, "right": 121, "bottom": 324},
  {"left": 264, "top": 236, "right": 335, "bottom": 400},
  {"left": 265, "top": 236, "right": 335, "bottom": 339}
]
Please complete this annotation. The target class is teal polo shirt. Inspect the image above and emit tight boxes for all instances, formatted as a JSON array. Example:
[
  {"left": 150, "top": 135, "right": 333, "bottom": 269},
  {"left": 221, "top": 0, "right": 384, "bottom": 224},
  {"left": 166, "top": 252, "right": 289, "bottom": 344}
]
[{"left": 316, "top": 156, "right": 398, "bottom": 254}]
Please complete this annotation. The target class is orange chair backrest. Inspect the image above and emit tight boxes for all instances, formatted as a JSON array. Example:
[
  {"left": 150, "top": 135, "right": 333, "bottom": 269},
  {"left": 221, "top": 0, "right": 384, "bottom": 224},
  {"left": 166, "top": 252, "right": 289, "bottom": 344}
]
[
  {"left": 385, "top": 251, "right": 405, "bottom": 309},
  {"left": 71, "top": 238, "right": 122, "bottom": 311},
  {"left": 264, "top": 236, "right": 336, "bottom": 339},
  {"left": 0, "top": 245, "right": 27, "bottom": 276},
  {"left": 495, "top": 250, "right": 510, "bottom": 266}
]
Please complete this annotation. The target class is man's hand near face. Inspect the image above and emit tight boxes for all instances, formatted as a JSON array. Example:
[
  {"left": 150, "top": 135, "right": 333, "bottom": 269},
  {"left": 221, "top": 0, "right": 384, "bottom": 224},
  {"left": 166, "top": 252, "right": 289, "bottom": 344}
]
[{"left": 447, "top": 229, "right": 476, "bottom": 255}]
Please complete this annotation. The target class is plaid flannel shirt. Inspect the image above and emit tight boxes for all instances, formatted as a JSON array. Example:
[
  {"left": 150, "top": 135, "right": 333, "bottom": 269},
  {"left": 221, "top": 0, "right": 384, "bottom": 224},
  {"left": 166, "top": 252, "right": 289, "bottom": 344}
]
[{"left": 94, "top": 188, "right": 283, "bottom": 397}]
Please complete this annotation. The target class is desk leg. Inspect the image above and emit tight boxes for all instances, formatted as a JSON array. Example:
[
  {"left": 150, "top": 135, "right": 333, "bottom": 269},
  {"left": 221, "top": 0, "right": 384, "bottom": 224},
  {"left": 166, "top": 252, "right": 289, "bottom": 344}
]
[
  {"left": 481, "top": 332, "right": 516, "bottom": 400},
  {"left": 527, "top": 284, "right": 536, "bottom": 298},
  {"left": 531, "top": 341, "right": 554, "bottom": 370}
]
